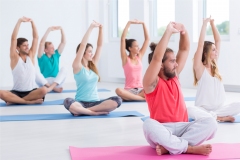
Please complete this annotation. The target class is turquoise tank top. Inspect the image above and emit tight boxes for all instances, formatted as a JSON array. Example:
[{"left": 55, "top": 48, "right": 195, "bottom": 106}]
[{"left": 74, "top": 66, "right": 99, "bottom": 102}]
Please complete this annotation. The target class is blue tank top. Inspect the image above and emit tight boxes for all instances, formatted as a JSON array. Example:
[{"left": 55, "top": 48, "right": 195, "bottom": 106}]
[{"left": 74, "top": 66, "right": 99, "bottom": 102}]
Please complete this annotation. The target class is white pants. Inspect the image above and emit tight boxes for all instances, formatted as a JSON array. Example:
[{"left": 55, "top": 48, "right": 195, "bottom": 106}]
[
  {"left": 143, "top": 117, "right": 217, "bottom": 155},
  {"left": 36, "top": 67, "right": 68, "bottom": 88},
  {"left": 188, "top": 102, "right": 240, "bottom": 120}
]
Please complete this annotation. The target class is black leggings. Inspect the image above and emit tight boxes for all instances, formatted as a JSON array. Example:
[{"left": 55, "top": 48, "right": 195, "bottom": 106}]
[{"left": 64, "top": 96, "right": 122, "bottom": 115}]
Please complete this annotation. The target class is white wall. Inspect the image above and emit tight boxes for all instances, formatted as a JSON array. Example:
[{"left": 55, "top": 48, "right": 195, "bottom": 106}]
[{"left": 0, "top": 0, "right": 240, "bottom": 90}]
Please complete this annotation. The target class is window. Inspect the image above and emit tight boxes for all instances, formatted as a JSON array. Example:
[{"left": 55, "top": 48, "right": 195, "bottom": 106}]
[
  {"left": 151, "top": 0, "right": 175, "bottom": 38},
  {"left": 110, "top": 0, "right": 129, "bottom": 39},
  {"left": 204, "top": 0, "right": 229, "bottom": 35}
]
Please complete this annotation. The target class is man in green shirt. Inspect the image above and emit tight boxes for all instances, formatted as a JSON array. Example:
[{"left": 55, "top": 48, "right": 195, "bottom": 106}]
[{"left": 37, "top": 26, "right": 67, "bottom": 92}]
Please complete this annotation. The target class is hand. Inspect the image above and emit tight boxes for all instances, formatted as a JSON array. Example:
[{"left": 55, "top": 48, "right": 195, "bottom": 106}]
[
  {"left": 203, "top": 16, "right": 211, "bottom": 24},
  {"left": 20, "top": 16, "right": 32, "bottom": 22},
  {"left": 48, "top": 26, "right": 61, "bottom": 31},
  {"left": 174, "top": 23, "right": 186, "bottom": 34},
  {"left": 129, "top": 19, "right": 142, "bottom": 24},
  {"left": 210, "top": 18, "right": 215, "bottom": 24},
  {"left": 166, "top": 22, "right": 180, "bottom": 34},
  {"left": 91, "top": 21, "right": 101, "bottom": 28}
]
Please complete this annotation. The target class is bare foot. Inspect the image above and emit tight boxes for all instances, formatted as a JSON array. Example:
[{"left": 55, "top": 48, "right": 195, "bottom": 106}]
[
  {"left": 27, "top": 99, "right": 43, "bottom": 104},
  {"left": 218, "top": 116, "right": 235, "bottom": 122},
  {"left": 156, "top": 144, "right": 169, "bottom": 155},
  {"left": 53, "top": 87, "right": 63, "bottom": 93},
  {"left": 186, "top": 144, "right": 212, "bottom": 156},
  {"left": 90, "top": 111, "right": 109, "bottom": 116}
]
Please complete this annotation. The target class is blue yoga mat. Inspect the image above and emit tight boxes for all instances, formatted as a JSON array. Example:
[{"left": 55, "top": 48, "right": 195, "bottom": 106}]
[
  {"left": 141, "top": 116, "right": 240, "bottom": 123},
  {"left": 0, "top": 111, "right": 144, "bottom": 122},
  {"left": 0, "top": 99, "right": 64, "bottom": 107},
  {"left": 49, "top": 88, "right": 111, "bottom": 93}
]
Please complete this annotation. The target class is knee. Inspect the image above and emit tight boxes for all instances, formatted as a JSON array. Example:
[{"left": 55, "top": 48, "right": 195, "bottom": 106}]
[
  {"left": 0, "top": 90, "right": 7, "bottom": 99},
  {"left": 115, "top": 88, "right": 123, "bottom": 96},
  {"left": 143, "top": 119, "right": 156, "bottom": 131},
  {"left": 110, "top": 96, "right": 122, "bottom": 108},
  {"left": 0, "top": 90, "right": 2, "bottom": 99},
  {"left": 39, "top": 87, "right": 48, "bottom": 96},
  {"left": 63, "top": 98, "right": 75, "bottom": 110},
  {"left": 201, "top": 117, "right": 218, "bottom": 132}
]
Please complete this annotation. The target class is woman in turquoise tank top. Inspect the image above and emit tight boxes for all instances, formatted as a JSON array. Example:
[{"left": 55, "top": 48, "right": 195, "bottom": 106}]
[
  {"left": 63, "top": 21, "right": 122, "bottom": 116},
  {"left": 115, "top": 20, "right": 150, "bottom": 102}
]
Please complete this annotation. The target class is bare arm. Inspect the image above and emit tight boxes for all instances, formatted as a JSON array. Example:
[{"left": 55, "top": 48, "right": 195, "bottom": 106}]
[
  {"left": 138, "top": 22, "right": 150, "bottom": 59},
  {"left": 72, "top": 22, "right": 100, "bottom": 74},
  {"left": 143, "top": 22, "right": 179, "bottom": 94},
  {"left": 38, "top": 27, "right": 52, "bottom": 58},
  {"left": 57, "top": 26, "right": 66, "bottom": 54},
  {"left": 10, "top": 18, "right": 23, "bottom": 60},
  {"left": 29, "top": 19, "right": 39, "bottom": 61},
  {"left": 193, "top": 18, "right": 211, "bottom": 80},
  {"left": 120, "top": 21, "right": 131, "bottom": 65},
  {"left": 92, "top": 24, "right": 103, "bottom": 65},
  {"left": 176, "top": 24, "right": 190, "bottom": 75},
  {"left": 210, "top": 19, "right": 221, "bottom": 59}
]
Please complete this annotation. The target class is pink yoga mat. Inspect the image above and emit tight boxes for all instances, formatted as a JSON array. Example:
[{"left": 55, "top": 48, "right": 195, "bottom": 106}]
[{"left": 69, "top": 143, "right": 240, "bottom": 160}]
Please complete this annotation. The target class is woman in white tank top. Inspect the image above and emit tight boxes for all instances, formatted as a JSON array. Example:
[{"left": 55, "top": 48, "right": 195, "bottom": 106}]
[{"left": 189, "top": 16, "right": 240, "bottom": 122}]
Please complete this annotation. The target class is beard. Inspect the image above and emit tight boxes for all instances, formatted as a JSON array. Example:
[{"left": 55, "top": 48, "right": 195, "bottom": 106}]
[{"left": 163, "top": 67, "right": 176, "bottom": 78}]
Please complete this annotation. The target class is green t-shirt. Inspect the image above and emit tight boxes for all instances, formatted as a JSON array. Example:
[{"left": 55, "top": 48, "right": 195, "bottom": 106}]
[{"left": 38, "top": 50, "right": 60, "bottom": 78}]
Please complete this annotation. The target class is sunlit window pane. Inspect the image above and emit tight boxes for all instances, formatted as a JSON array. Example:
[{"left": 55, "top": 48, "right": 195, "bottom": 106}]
[
  {"left": 206, "top": 0, "right": 229, "bottom": 35},
  {"left": 155, "top": 0, "right": 175, "bottom": 37}
]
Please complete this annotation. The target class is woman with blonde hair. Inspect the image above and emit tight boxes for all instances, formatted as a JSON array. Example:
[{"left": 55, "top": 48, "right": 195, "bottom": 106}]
[
  {"left": 189, "top": 17, "right": 240, "bottom": 122},
  {"left": 63, "top": 21, "right": 122, "bottom": 116}
]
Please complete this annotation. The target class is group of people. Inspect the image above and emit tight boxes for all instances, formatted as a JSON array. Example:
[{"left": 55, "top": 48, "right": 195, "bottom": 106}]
[{"left": 0, "top": 16, "right": 240, "bottom": 156}]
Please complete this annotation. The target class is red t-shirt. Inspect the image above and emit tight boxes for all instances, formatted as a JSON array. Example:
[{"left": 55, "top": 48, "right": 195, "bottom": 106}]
[{"left": 145, "top": 76, "right": 188, "bottom": 123}]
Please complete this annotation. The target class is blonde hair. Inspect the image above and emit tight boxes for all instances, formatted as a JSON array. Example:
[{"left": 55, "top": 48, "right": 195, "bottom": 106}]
[
  {"left": 193, "top": 41, "right": 222, "bottom": 85},
  {"left": 76, "top": 43, "right": 100, "bottom": 81}
]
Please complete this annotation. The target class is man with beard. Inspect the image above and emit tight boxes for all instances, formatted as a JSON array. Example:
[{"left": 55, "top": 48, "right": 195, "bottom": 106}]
[
  {"left": 142, "top": 22, "right": 217, "bottom": 156},
  {"left": 0, "top": 17, "right": 47, "bottom": 105},
  {"left": 36, "top": 26, "right": 67, "bottom": 93}
]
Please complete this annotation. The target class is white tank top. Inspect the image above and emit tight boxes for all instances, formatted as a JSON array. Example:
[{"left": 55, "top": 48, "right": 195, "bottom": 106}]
[
  {"left": 195, "top": 68, "right": 226, "bottom": 110},
  {"left": 12, "top": 56, "right": 37, "bottom": 91}
]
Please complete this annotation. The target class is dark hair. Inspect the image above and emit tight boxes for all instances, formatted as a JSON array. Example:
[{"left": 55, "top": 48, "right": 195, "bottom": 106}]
[
  {"left": 76, "top": 43, "right": 100, "bottom": 81},
  {"left": 125, "top": 39, "right": 136, "bottom": 52},
  {"left": 17, "top": 38, "right": 28, "bottom": 47},
  {"left": 148, "top": 42, "right": 174, "bottom": 64}
]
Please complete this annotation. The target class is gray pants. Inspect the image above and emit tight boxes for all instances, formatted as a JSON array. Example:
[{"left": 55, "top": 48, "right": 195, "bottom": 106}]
[{"left": 143, "top": 117, "right": 217, "bottom": 155}]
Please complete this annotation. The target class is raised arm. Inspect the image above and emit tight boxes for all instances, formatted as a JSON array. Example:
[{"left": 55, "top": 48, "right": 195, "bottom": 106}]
[
  {"left": 175, "top": 24, "right": 190, "bottom": 75},
  {"left": 38, "top": 27, "right": 53, "bottom": 58},
  {"left": 138, "top": 21, "right": 150, "bottom": 59},
  {"left": 10, "top": 17, "right": 30, "bottom": 59},
  {"left": 72, "top": 22, "right": 100, "bottom": 74},
  {"left": 210, "top": 19, "right": 221, "bottom": 59},
  {"left": 28, "top": 19, "right": 39, "bottom": 60},
  {"left": 120, "top": 21, "right": 131, "bottom": 65},
  {"left": 193, "top": 17, "right": 211, "bottom": 80},
  {"left": 143, "top": 22, "right": 179, "bottom": 94},
  {"left": 57, "top": 26, "right": 66, "bottom": 54},
  {"left": 92, "top": 23, "right": 103, "bottom": 65}
]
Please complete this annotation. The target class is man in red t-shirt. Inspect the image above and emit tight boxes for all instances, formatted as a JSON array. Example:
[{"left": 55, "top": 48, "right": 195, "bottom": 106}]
[{"left": 143, "top": 22, "right": 217, "bottom": 156}]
